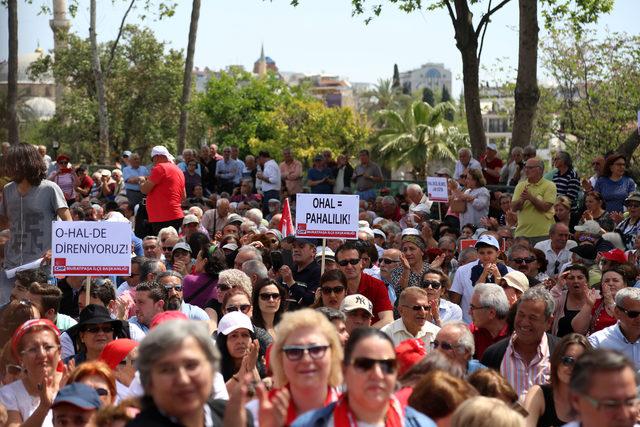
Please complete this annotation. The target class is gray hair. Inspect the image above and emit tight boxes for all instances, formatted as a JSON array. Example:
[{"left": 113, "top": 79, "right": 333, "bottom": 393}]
[
  {"left": 570, "top": 349, "right": 638, "bottom": 396},
  {"left": 382, "top": 196, "right": 396, "bottom": 206},
  {"left": 157, "top": 270, "right": 184, "bottom": 283},
  {"left": 218, "top": 269, "right": 252, "bottom": 296},
  {"left": 216, "top": 198, "right": 230, "bottom": 208},
  {"left": 406, "top": 183, "right": 423, "bottom": 195},
  {"left": 245, "top": 208, "right": 263, "bottom": 226},
  {"left": 507, "top": 244, "right": 531, "bottom": 261},
  {"left": 519, "top": 285, "right": 555, "bottom": 318},
  {"left": 438, "top": 236, "right": 456, "bottom": 248},
  {"left": 316, "top": 306, "right": 346, "bottom": 323},
  {"left": 458, "top": 148, "right": 472, "bottom": 156},
  {"left": 441, "top": 321, "right": 475, "bottom": 356},
  {"left": 242, "top": 259, "right": 268, "bottom": 281},
  {"left": 556, "top": 151, "right": 573, "bottom": 169},
  {"left": 237, "top": 244, "right": 262, "bottom": 259},
  {"left": 140, "top": 259, "right": 165, "bottom": 281},
  {"left": 523, "top": 145, "right": 536, "bottom": 157},
  {"left": 473, "top": 283, "right": 510, "bottom": 319},
  {"left": 143, "top": 235, "right": 159, "bottom": 243},
  {"left": 615, "top": 287, "right": 640, "bottom": 306},
  {"left": 511, "top": 147, "right": 523, "bottom": 156},
  {"left": 157, "top": 226, "right": 178, "bottom": 240},
  {"left": 458, "top": 248, "right": 478, "bottom": 265},
  {"left": 137, "top": 320, "right": 220, "bottom": 393}
]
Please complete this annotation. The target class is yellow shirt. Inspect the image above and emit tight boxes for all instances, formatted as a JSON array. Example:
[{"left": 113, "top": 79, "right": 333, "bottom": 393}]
[{"left": 512, "top": 178, "right": 557, "bottom": 238}]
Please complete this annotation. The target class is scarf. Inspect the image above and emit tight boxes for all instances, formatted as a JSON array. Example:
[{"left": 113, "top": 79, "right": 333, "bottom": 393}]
[
  {"left": 329, "top": 395, "right": 404, "bottom": 427},
  {"left": 273, "top": 385, "right": 340, "bottom": 426}
]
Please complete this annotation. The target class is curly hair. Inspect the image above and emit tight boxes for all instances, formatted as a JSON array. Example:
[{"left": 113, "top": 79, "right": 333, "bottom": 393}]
[{"left": 5, "top": 143, "right": 47, "bottom": 185}]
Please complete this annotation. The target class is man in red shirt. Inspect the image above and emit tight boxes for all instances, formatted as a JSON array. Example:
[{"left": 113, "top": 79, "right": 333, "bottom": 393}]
[
  {"left": 469, "top": 282, "right": 510, "bottom": 359},
  {"left": 479, "top": 143, "right": 503, "bottom": 185},
  {"left": 335, "top": 241, "right": 393, "bottom": 328},
  {"left": 141, "top": 146, "right": 185, "bottom": 234}
]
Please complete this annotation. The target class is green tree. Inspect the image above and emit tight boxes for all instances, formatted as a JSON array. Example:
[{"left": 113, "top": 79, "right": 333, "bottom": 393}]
[
  {"left": 392, "top": 64, "right": 401, "bottom": 91},
  {"left": 441, "top": 84, "right": 454, "bottom": 121},
  {"left": 421, "top": 87, "right": 435, "bottom": 106},
  {"left": 372, "top": 100, "right": 465, "bottom": 180}
]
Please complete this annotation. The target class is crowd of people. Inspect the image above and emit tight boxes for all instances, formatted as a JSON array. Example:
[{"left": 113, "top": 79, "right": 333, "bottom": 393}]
[{"left": 0, "top": 140, "right": 639, "bottom": 427}]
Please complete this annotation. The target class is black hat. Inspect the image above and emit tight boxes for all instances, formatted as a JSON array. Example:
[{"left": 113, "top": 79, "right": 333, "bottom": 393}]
[
  {"left": 66, "top": 304, "right": 126, "bottom": 343},
  {"left": 570, "top": 243, "right": 597, "bottom": 261}
]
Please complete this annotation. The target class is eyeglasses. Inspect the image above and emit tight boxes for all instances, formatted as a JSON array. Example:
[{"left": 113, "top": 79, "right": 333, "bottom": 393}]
[
  {"left": 616, "top": 305, "right": 640, "bottom": 318},
  {"left": 321, "top": 286, "right": 345, "bottom": 295},
  {"left": 226, "top": 304, "right": 251, "bottom": 314},
  {"left": 162, "top": 246, "right": 174, "bottom": 252},
  {"left": 469, "top": 304, "right": 489, "bottom": 311},
  {"left": 581, "top": 394, "right": 639, "bottom": 411},
  {"left": 337, "top": 258, "right": 361, "bottom": 267},
  {"left": 512, "top": 256, "right": 536, "bottom": 264},
  {"left": 20, "top": 344, "right": 60, "bottom": 357},
  {"left": 84, "top": 326, "right": 114, "bottom": 334},
  {"left": 431, "top": 340, "right": 462, "bottom": 352},
  {"left": 259, "top": 292, "right": 281, "bottom": 301},
  {"left": 380, "top": 258, "right": 400, "bottom": 264},
  {"left": 420, "top": 280, "right": 442, "bottom": 290},
  {"left": 282, "top": 344, "right": 329, "bottom": 361},
  {"left": 351, "top": 357, "right": 397, "bottom": 374},
  {"left": 164, "top": 285, "right": 183, "bottom": 292},
  {"left": 402, "top": 304, "right": 429, "bottom": 312},
  {"left": 217, "top": 283, "right": 232, "bottom": 291},
  {"left": 561, "top": 356, "right": 577, "bottom": 367}
]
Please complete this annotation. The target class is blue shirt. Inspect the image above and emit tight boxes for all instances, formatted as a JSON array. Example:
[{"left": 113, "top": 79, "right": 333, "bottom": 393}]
[
  {"left": 122, "top": 165, "right": 149, "bottom": 191},
  {"left": 215, "top": 159, "right": 240, "bottom": 182},
  {"left": 588, "top": 322, "right": 640, "bottom": 369},
  {"left": 308, "top": 167, "right": 333, "bottom": 194},
  {"left": 594, "top": 176, "right": 636, "bottom": 213},
  {"left": 178, "top": 162, "right": 202, "bottom": 176},
  {"left": 439, "top": 298, "right": 463, "bottom": 323},
  {"left": 233, "top": 159, "right": 245, "bottom": 184}
]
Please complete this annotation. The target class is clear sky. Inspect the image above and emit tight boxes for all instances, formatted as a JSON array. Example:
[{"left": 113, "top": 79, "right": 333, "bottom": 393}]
[{"left": 0, "top": 0, "right": 637, "bottom": 96}]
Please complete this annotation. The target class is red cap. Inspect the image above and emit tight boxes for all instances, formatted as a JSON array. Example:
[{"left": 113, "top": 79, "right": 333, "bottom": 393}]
[
  {"left": 56, "top": 154, "right": 70, "bottom": 162},
  {"left": 99, "top": 339, "right": 139, "bottom": 370},
  {"left": 150, "top": 310, "right": 188, "bottom": 329},
  {"left": 601, "top": 248, "right": 627, "bottom": 264},
  {"left": 11, "top": 319, "right": 60, "bottom": 359},
  {"left": 395, "top": 338, "right": 427, "bottom": 377}
]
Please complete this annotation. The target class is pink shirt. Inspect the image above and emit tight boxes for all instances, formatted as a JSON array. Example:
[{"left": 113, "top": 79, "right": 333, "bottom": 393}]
[
  {"left": 280, "top": 160, "right": 303, "bottom": 194},
  {"left": 500, "top": 333, "right": 551, "bottom": 398}
]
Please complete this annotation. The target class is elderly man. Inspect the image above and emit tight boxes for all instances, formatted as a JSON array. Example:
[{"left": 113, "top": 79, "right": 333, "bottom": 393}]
[
  {"left": 406, "top": 183, "right": 431, "bottom": 210},
  {"left": 340, "top": 294, "right": 373, "bottom": 333},
  {"left": 507, "top": 244, "right": 542, "bottom": 286},
  {"left": 178, "top": 149, "right": 202, "bottom": 176},
  {"left": 141, "top": 146, "right": 185, "bottom": 234},
  {"left": 142, "top": 236, "right": 163, "bottom": 260},
  {"left": 500, "top": 147, "right": 524, "bottom": 186},
  {"left": 333, "top": 153, "right": 353, "bottom": 194},
  {"left": 534, "top": 223, "right": 577, "bottom": 278},
  {"left": 482, "top": 286, "right": 560, "bottom": 398},
  {"left": 583, "top": 155, "right": 605, "bottom": 191},
  {"left": 381, "top": 287, "right": 440, "bottom": 346},
  {"left": 437, "top": 236, "right": 458, "bottom": 275},
  {"left": 454, "top": 147, "right": 481, "bottom": 184},
  {"left": 157, "top": 271, "right": 209, "bottom": 321},
  {"left": 380, "top": 195, "right": 402, "bottom": 221},
  {"left": 551, "top": 151, "right": 581, "bottom": 202},
  {"left": 379, "top": 248, "right": 402, "bottom": 304},
  {"left": 280, "top": 148, "right": 303, "bottom": 196},
  {"left": 588, "top": 288, "right": 640, "bottom": 368},
  {"left": 469, "top": 283, "right": 510, "bottom": 359},
  {"left": 353, "top": 149, "right": 383, "bottom": 202},
  {"left": 122, "top": 153, "right": 149, "bottom": 208},
  {"left": 433, "top": 321, "right": 485, "bottom": 374},
  {"left": 215, "top": 147, "right": 240, "bottom": 194},
  {"left": 277, "top": 238, "right": 318, "bottom": 307},
  {"left": 511, "top": 158, "right": 557, "bottom": 244},
  {"left": 479, "top": 143, "right": 503, "bottom": 185},
  {"left": 233, "top": 245, "right": 262, "bottom": 270},
  {"left": 201, "top": 198, "right": 231, "bottom": 238}
]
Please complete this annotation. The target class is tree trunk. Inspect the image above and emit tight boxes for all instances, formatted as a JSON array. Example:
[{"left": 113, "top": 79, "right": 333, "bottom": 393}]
[
  {"left": 178, "top": 0, "right": 201, "bottom": 154},
  {"left": 90, "top": 0, "right": 110, "bottom": 164},
  {"left": 615, "top": 130, "right": 640, "bottom": 160},
  {"left": 453, "top": 0, "right": 486, "bottom": 158},
  {"left": 7, "top": 0, "right": 19, "bottom": 145},
  {"left": 511, "top": 0, "right": 540, "bottom": 150}
]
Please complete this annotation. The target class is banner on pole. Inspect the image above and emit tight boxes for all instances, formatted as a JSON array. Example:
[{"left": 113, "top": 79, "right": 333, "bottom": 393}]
[
  {"left": 295, "top": 194, "right": 359, "bottom": 239},
  {"left": 426, "top": 176, "right": 449, "bottom": 203}
]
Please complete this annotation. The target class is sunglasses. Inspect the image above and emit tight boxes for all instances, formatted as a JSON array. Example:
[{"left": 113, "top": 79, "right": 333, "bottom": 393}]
[
  {"left": 403, "top": 304, "right": 429, "bottom": 312},
  {"left": 420, "top": 280, "right": 442, "bottom": 290},
  {"left": 616, "top": 305, "right": 640, "bottom": 318},
  {"left": 561, "top": 356, "right": 577, "bottom": 367},
  {"left": 432, "top": 340, "right": 460, "bottom": 352},
  {"left": 321, "top": 286, "right": 345, "bottom": 295},
  {"left": 226, "top": 304, "right": 251, "bottom": 314},
  {"left": 259, "top": 292, "right": 281, "bottom": 301},
  {"left": 337, "top": 258, "right": 361, "bottom": 267},
  {"left": 380, "top": 258, "right": 400, "bottom": 264},
  {"left": 282, "top": 344, "right": 329, "bottom": 361},
  {"left": 217, "top": 283, "right": 232, "bottom": 291},
  {"left": 162, "top": 246, "right": 174, "bottom": 252},
  {"left": 84, "top": 326, "right": 114, "bottom": 334},
  {"left": 512, "top": 256, "right": 536, "bottom": 264},
  {"left": 351, "top": 357, "right": 397, "bottom": 374},
  {"left": 164, "top": 285, "right": 183, "bottom": 292}
]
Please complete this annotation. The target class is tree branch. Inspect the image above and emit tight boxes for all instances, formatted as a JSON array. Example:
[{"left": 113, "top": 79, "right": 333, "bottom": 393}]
[
  {"left": 443, "top": 0, "right": 456, "bottom": 27},
  {"left": 477, "top": 0, "right": 492, "bottom": 62},
  {"left": 105, "top": 0, "right": 136, "bottom": 75},
  {"left": 475, "top": 0, "right": 512, "bottom": 39}
]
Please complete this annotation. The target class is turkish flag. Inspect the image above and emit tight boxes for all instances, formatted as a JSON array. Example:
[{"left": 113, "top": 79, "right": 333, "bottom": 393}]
[{"left": 279, "top": 198, "right": 295, "bottom": 237}]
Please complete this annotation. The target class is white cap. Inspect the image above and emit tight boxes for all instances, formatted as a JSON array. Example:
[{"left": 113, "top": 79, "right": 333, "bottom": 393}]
[
  {"left": 340, "top": 294, "right": 373, "bottom": 316},
  {"left": 574, "top": 220, "right": 603, "bottom": 235},
  {"left": 486, "top": 143, "right": 497, "bottom": 151},
  {"left": 315, "top": 246, "right": 336, "bottom": 260},
  {"left": 475, "top": 234, "right": 500, "bottom": 250},
  {"left": 218, "top": 312, "right": 254, "bottom": 336},
  {"left": 182, "top": 214, "right": 199, "bottom": 225},
  {"left": 358, "top": 220, "right": 370, "bottom": 228},
  {"left": 373, "top": 229, "right": 386, "bottom": 241},
  {"left": 402, "top": 228, "right": 421, "bottom": 237},
  {"left": 222, "top": 243, "right": 239, "bottom": 251},
  {"left": 359, "top": 226, "right": 374, "bottom": 239},
  {"left": 150, "top": 146, "right": 175, "bottom": 162}
]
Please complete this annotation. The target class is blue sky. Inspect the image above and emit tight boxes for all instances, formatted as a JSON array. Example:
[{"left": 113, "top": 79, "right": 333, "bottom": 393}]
[{"left": 1, "top": 0, "right": 637, "bottom": 96}]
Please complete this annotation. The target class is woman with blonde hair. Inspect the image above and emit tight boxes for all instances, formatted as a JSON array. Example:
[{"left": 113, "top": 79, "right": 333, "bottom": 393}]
[
  {"left": 553, "top": 196, "right": 574, "bottom": 231},
  {"left": 452, "top": 396, "right": 524, "bottom": 427}
]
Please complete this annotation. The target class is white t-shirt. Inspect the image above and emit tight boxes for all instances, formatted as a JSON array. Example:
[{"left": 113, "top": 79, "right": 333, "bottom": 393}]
[{"left": 0, "top": 379, "right": 53, "bottom": 426}]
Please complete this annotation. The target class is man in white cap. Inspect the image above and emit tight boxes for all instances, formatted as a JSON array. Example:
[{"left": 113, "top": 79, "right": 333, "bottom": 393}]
[
  {"left": 479, "top": 143, "right": 503, "bottom": 185},
  {"left": 141, "top": 146, "right": 185, "bottom": 234},
  {"left": 340, "top": 294, "right": 374, "bottom": 333}
]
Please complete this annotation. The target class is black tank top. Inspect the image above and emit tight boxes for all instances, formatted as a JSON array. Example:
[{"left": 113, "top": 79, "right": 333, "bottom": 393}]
[
  {"left": 537, "top": 384, "right": 564, "bottom": 427},
  {"left": 557, "top": 297, "right": 580, "bottom": 337}
]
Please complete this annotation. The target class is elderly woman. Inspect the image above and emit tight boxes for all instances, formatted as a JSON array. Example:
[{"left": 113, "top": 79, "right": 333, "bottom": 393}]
[
  {"left": 421, "top": 267, "right": 463, "bottom": 324},
  {"left": 293, "top": 328, "right": 433, "bottom": 426},
  {"left": 127, "top": 319, "right": 250, "bottom": 426},
  {"left": 594, "top": 153, "right": 637, "bottom": 213},
  {"left": 204, "top": 269, "right": 253, "bottom": 323},
  {"left": 455, "top": 168, "right": 490, "bottom": 230},
  {"left": 251, "top": 309, "right": 343, "bottom": 426},
  {"left": 392, "top": 233, "right": 430, "bottom": 295},
  {"left": 0, "top": 319, "right": 64, "bottom": 427}
]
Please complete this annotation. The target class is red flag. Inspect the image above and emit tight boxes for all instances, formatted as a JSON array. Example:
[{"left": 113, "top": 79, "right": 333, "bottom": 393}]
[{"left": 279, "top": 198, "right": 295, "bottom": 237}]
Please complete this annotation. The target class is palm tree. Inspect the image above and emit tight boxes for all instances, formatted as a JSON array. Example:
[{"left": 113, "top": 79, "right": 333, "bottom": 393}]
[
  {"left": 360, "top": 78, "right": 412, "bottom": 117},
  {"left": 372, "top": 100, "right": 467, "bottom": 181}
]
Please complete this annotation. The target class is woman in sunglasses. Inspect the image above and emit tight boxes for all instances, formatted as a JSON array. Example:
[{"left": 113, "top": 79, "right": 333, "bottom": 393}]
[
  {"left": 252, "top": 279, "right": 287, "bottom": 339},
  {"left": 524, "top": 333, "right": 591, "bottom": 427},
  {"left": 253, "top": 309, "right": 343, "bottom": 426},
  {"left": 221, "top": 288, "right": 272, "bottom": 359},
  {"left": 66, "top": 360, "right": 117, "bottom": 407},
  {"left": 312, "top": 270, "right": 348, "bottom": 310},
  {"left": 421, "top": 268, "right": 462, "bottom": 324},
  {"left": 293, "top": 327, "right": 434, "bottom": 426}
]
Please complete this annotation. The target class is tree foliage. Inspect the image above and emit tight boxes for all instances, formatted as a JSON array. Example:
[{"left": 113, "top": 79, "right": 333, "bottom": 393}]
[{"left": 421, "top": 87, "right": 435, "bottom": 106}]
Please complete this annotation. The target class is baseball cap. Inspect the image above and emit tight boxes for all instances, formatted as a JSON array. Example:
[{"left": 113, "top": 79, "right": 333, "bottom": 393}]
[
  {"left": 150, "top": 311, "right": 189, "bottom": 329},
  {"left": 373, "top": 229, "right": 386, "bottom": 241},
  {"left": 182, "top": 214, "right": 199, "bottom": 225},
  {"left": 52, "top": 383, "right": 102, "bottom": 410},
  {"left": 574, "top": 220, "right": 603, "bottom": 235},
  {"left": 395, "top": 338, "right": 427, "bottom": 377},
  {"left": 218, "top": 311, "right": 254, "bottom": 336},
  {"left": 411, "top": 204, "right": 431, "bottom": 215},
  {"left": 226, "top": 213, "right": 244, "bottom": 225},
  {"left": 624, "top": 192, "right": 640, "bottom": 206},
  {"left": 570, "top": 244, "right": 598, "bottom": 260},
  {"left": 122, "top": 150, "right": 132, "bottom": 158},
  {"left": 501, "top": 271, "right": 529, "bottom": 294},
  {"left": 340, "top": 294, "right": 373, "bottom": 317},
  {"left": 315, "top": 247, "right": 336, "bottom": 261},
  {"left": 486, "top": 143, "right": 497, "bottom": 151},
  {"left": 150, "top": 145, "right": 175, "bottom": 162},
  {"left": 172, "top": 242, "right": 191, "bottom": 254},
  {"left": 294, "top": 236, "right": 318, "bottom": 246},
  {"left": 601, "top": 248, "right": 627, "bottom": 264},
  {"left": 99, "top": 339, "right": 139, "bottom": 370},
  {"left": 475, "top": 234, "right": 500, "bottom": 250}
]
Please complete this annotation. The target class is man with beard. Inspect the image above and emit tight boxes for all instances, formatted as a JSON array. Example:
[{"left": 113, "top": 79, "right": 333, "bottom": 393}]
[{"left": 157, "top": 271, "right": 209, "bottom": 321}]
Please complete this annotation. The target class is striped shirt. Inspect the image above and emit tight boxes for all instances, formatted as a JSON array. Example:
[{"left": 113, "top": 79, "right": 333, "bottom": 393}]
[
  {"left": 552, "top": 168, "right": 581, "bottom": 202},
  {"left": 500, "top": 333, "right": 551, "bottom": 399}
]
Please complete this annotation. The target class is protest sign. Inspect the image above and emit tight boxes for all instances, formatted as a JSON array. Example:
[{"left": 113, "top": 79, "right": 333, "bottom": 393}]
[
  {"left": 426, "top": 176, "right": 449, "bottom": 203},
  {"left": 295, "top": 194, "right": 359, "bottom": 239},
  {"left": 51, "top": 221, "right": 132, "bottom": 275}
]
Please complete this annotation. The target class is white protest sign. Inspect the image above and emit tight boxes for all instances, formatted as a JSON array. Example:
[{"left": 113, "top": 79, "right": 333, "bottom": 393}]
[
  {"left": 427, "top": 176, "right": 449, "bottom": 202},
  {"left": 295, "top": 194, "right": 359, "bottom": 239},
  {"left": 51, "top": 221, "right": 132, "bottom": 275}
]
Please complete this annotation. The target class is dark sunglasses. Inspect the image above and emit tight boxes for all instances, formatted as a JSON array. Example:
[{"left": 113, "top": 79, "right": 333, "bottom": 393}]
[
  {"left": 164, "top": 285, "right": 183, "bottom": 292},
  {"left": 226, "top": 304, "right": 251, "bottom": 314},
  {"left": 561, "top": 356, "right": 577, "bottom": 367},
  {"left": 420, "top": 280, "right": 442, "bottom": 290},
  {"left": 403, "top": 304, "right": 429, "bottom": 312},
  {"left": 380, "top": 258, "right": 400, "bottom": 264},
  {"left": 321, "top": 286, "right": 345, "bottom": 295},
  {"left": 512, "top": 256, "right": 536, "bottom": 264},
  {"left": 337, "top": 258, "right": 361, "bottom": 267},
  {"left": 282, "top": 344, "right": 329, "bottom": 361},
  {"left": 162, "top": 246, "right": 174, "bottom": 252},
  {"left": 351, "top": 357, "right": 397, "bottom": 374},
  {"left": 432, "top": 340, "right": 459, "bottom": 352},
  {"left": 259, "top": 292, "right": 281, "bottom": 301},
  {"left": 84, "top": 325, "right": 114, "bottom": 334},
  {"left": 617, "top": 305, "right": 640, "bottom": 319}
]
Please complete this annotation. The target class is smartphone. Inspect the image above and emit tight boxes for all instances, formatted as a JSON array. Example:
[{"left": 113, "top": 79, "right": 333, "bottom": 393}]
[{"left": 271, "top": 251, "right": 284, "bottom": 271}]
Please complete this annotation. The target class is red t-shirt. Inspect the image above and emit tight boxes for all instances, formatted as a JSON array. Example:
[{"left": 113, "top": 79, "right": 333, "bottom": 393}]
[
  {"left": 357, "top": 273, "right": 393, "bottom": 324},
  {"left": 590, "top": 299, "right": 616, "bottom": 333},
  {"left": 480, "top": 155, "right": 503, "bottom": 185},
  {"left": 147, "top": 162, "right": 185, "bottom": 222},
  {"left": 79, "top": 175, "right": 94, "bottom": 192},
  {"left": 469, "top": 322, "right": 509, "bottom": 360}
]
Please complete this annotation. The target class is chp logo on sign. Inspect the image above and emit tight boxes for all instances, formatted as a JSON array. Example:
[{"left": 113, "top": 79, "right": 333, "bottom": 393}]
[
  {"left": 51, "top": 221, "right": 132, "bottom": 275},
  {"left": 426, "top": 176, "right": 449, "bottom": 203},
  {"left": 295, "top": 194, "right": 359, "bottom": 239}
]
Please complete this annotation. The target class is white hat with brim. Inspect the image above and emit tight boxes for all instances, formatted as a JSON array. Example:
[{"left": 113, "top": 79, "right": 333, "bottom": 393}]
[{"left": 218, "top": 311, "right": 254, "bottom": 336}]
